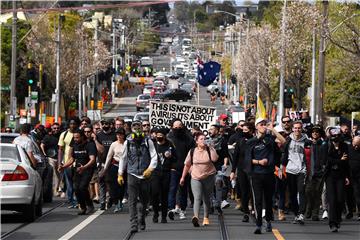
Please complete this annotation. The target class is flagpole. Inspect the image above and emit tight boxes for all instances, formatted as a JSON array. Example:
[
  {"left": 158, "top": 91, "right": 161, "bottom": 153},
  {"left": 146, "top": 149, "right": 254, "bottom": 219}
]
[{"left": 256, "top": 57, "right": 260, "bottom": 118}]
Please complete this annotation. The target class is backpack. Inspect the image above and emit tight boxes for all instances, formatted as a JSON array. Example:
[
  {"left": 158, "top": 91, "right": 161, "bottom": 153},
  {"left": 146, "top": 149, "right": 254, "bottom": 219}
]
[{"left": 189, "top": 146, "right": 212, "bottom": 165}]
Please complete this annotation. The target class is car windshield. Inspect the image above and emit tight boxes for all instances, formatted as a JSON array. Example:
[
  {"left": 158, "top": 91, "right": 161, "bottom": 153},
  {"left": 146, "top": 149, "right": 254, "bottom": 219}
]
[
  {"left": 134, "top": 114, "right": 149, "bottom": 121},
  {"left": 0, "top": 145, "right": 20, "bottom": 162},
  {"left": 0, "top": 134, "right": 18, "bottom": 143},
  {"left": 139, "top": 95, "right": 150, "bottom": 100}
]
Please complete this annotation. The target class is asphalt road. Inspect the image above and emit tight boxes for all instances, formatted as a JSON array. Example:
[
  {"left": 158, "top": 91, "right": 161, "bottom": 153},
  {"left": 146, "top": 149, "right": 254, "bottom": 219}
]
[{"left": 2, "top": 197, "right": 359, "bottom": 240}]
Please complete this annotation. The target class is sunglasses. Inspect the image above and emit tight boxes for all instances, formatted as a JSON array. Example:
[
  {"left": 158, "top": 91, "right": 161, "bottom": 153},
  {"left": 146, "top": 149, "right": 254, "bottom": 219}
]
[
  {"left": 282, "top": 120, "right": 291, "bottom": 123},
  {"left": 142, "top": 124, "right": 150, "bottom": 127},
  {"left": 84, "top": 130, "right": 92, "bottom": 133},
  {"left": 52, "top": 127, "right": 59, "bottom": 130},
  {"left": 94, "top": 128, "right": 100, "bottom": 130}
]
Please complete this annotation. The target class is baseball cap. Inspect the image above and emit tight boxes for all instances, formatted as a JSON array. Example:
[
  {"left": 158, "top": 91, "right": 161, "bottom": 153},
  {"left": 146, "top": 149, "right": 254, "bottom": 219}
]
[
  {"left": 35, "top": 124, "right": 44, "bottom": 129},
  {"left": 131, "top": 121, "right": 141, "bottom": 127},
  {"left": 218, "top": 114, "right": 228, "bottom": 121},
  {"left": 255, "top": 118, "right": 267, "bottom": 126}
]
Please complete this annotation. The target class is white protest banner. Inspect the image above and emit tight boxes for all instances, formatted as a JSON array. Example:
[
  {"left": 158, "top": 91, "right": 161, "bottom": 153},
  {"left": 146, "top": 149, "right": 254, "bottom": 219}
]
[{"left": 150, "top": 101, "right": 216, "bottom": 135}]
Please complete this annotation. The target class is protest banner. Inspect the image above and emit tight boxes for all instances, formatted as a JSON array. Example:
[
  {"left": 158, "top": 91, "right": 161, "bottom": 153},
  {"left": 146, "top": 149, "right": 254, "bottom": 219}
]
[{"left": 150, "top": 101, "right": 216, "bottom": 135}]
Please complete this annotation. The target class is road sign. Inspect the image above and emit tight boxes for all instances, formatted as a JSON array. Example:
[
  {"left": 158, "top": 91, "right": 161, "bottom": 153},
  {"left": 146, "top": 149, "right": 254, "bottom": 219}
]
[
  {"left": 19, "top": 117, "right": 27, "bottom": 124},
  {"left": 30, "top": 109, "right": 36, "bottom": 117},
  {"left": 20, "top": 109, "right": 27, "bottom": 117},
  {"left": 31, "top": 91, "right": 39, "bottom": 102}
]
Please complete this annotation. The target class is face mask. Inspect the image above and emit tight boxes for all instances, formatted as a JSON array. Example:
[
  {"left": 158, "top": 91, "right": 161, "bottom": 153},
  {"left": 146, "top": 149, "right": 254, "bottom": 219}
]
[
  {"left": 173, "top": 128, "right": 184, "bottom": 136},
  {"left": 156, "top": 137, "right": 164, "bottom": 142},
  {"left": 103, "top": 126, "right": 110, "bottom": 131}
]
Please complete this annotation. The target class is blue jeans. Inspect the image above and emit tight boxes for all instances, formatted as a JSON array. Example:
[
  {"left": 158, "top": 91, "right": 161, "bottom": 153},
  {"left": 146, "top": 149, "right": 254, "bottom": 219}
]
[
  {"left": 168, "top": 170, "right": 189, "bottom": 211},
  {"left": 64, "top": 167, "right": 77, "bottom": 206}
]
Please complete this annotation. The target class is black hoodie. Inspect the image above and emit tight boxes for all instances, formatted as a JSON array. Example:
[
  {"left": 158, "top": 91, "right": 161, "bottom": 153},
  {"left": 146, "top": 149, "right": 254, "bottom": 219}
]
[{"left": 167, "top": 130, "right": 195, "bottom": 172}]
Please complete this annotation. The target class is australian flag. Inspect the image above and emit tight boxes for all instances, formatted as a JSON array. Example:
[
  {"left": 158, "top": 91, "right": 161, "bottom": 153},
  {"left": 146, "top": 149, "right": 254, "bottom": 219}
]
[{"left": 197, "top": 57, "right": 221, "bottom": 87}]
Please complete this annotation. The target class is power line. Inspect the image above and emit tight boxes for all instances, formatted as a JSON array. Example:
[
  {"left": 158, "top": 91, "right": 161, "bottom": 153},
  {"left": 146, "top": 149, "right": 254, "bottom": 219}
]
[{"left": 1, "top": 0, "right": 179, "bottom": 14}]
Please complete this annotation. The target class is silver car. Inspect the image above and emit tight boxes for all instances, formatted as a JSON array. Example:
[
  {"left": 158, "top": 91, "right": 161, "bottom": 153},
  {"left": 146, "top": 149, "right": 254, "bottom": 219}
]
[
  {"left": 0, "top": 143, "right": 43, "bottom": 222},
  {"left": 136, "top": 94, "right": 151, "bottom": 111}
]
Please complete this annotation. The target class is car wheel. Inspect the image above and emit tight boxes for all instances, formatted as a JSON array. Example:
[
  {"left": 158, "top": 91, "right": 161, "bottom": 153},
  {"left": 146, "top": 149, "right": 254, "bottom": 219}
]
[
  {"left": 36, "top": 192, "right": 43, "bottom": 217},
  {"left": 23, "top": 196, "right": 36, "bottom": 222},
  {"left": 43, "top": 168, "right": 53, "bottom": 203}
]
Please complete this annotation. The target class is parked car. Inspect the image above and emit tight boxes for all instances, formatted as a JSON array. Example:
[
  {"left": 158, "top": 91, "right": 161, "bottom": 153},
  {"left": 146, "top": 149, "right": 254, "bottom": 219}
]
[
  {"left": 180, "top": 83, "right": 195, "bottom": 94},
  {"left": 153, "top": 80, "right": 166, "bottom": 92},
  {"left": 160, "top": 88, "right": 192, "bottom": 102},
  {"left": 0, "top": 133, "right": 53, "bottom": 203},
  {"left": 142, "top": 84, "right": 153, "bottom": 95},
  {"left": 136, "top": 94, "right": 151, "bottom": 111},
  {"left": 0, "top": 143, "right": 43, "bottom": 222},
  {"left": 133, "top": 112, "right": 150, "bottom": 122}
]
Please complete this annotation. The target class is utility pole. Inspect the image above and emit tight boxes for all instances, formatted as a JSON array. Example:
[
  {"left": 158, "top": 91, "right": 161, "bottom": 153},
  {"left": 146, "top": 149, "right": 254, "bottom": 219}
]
[
  {"left": 10, "top": 0, "right": 17, "bottom": 118},
  {"left": 38, "top": 64, "right": 43, "bottom": 122},
  {"left": 243, "top": 19, "right": 250, "bottom": 111},
  {"left": 112, "top": 21, "right": 116, "bottom": 100},
  {"left": 78, "top": 27, "right": 84, "bottom": 118},
  {"left": 278, "top": 0, "right": 287, "bottom": 119},
  {"left": 54, "top": 14, "right": 63, "bottom": 122},
  {"left": 316, "top": 0, "right": 328, "bottom": 124},
  {"left": 310, "top": 29, "right": 317, "bottom": 124},
  {"left": 94, "top": 19, "right": 99, "bottom": 110}
]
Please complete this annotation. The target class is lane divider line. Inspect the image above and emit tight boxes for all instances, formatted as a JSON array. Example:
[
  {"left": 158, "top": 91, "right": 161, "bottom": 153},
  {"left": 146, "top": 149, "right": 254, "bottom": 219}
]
[
  {"left": 272, "top": 228, "right": 285, "bottom": 240},
  {"left": 57, "top": 210, "right": 104, "bottom": 240}
]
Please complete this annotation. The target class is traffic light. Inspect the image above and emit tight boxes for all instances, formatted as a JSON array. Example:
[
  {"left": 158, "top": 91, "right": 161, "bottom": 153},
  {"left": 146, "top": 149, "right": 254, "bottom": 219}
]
[
  {"left": 231, "top": 74, "right": 237, "bottom": 84},
  {"left": 284, "top": 89, "right": 293, "bottom": 108},
  {"left": 27, "top": 63, "right": 36, "bottom": 87}
]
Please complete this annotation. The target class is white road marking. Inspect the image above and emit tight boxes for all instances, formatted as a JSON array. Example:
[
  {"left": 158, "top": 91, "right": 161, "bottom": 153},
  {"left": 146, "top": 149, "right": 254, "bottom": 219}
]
[{"left": 58, "top": 210, "right": 104, "bottom": 240}]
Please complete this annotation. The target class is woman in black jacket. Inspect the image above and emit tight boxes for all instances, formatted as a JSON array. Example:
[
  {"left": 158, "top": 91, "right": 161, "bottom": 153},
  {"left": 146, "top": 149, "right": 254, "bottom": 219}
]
[
  {"left": 151, "top": 127, "right": 177, "bottom": 223},
  {"left": 322, "top": 128, "right": 350, "bottom": 232}
]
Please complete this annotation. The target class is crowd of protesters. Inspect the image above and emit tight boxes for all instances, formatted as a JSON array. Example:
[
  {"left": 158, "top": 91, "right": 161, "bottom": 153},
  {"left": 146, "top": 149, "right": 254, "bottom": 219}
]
[{"left": 8, "top": 114, "right": 360, "bottom": 234}]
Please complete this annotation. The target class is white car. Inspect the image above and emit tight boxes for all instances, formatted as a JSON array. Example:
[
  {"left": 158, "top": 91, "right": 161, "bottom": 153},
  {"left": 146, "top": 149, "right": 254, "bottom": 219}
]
[
  {"left": 133, "top": 112, "right": 150, "bottom": 122},
  {"left": 0, "top": 143, "right": 43, "bottom": 222},
  {"left": 143, "top": 84, "right": 153, "bottom": 95}
]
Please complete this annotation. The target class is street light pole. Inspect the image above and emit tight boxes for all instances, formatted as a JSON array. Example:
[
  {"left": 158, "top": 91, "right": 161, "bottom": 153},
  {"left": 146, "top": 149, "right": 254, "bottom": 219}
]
[
  {"left": 278, "top": 0, "right": 287, "bottom": 120},
  {"left": 10, "top": 0, "right": 17, "bottom": 117},
  {"left": 54, "top": 14, "right": 62, "bottom": 122},
  {"left": 310, "top": 29, "right": 317, "bottom": 124}
]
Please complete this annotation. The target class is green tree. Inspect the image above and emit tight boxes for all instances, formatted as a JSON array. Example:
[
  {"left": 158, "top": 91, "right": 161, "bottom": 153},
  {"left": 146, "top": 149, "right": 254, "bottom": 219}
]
[{"left": 1, "top": 19, "right": 31, "bottom": 124}]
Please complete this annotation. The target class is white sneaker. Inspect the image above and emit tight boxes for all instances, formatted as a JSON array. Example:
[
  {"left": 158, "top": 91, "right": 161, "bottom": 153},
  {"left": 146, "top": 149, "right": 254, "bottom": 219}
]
[
  {"left": 179, "top": 210, "right": 186, "bottom": 220},
  {"left": 174, "top": 207, "right": 181, "bottom": 214},
  {"left": 322, "top": 210, "right": 328, "bottom": 220},
  {"left": 122, "top": 198, "right": 128, "bottom": 204},
  {"left": 221, "top": 200, "right": 230, "bottom": 209},
  {"left": 262, "top": 209, "right": 266, "bottom": 218}
]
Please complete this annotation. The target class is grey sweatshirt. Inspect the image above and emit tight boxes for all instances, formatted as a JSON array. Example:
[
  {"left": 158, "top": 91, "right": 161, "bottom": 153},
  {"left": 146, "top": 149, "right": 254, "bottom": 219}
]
[{"left": 285, "top": 133, "right": 307, "bottom": 175}]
